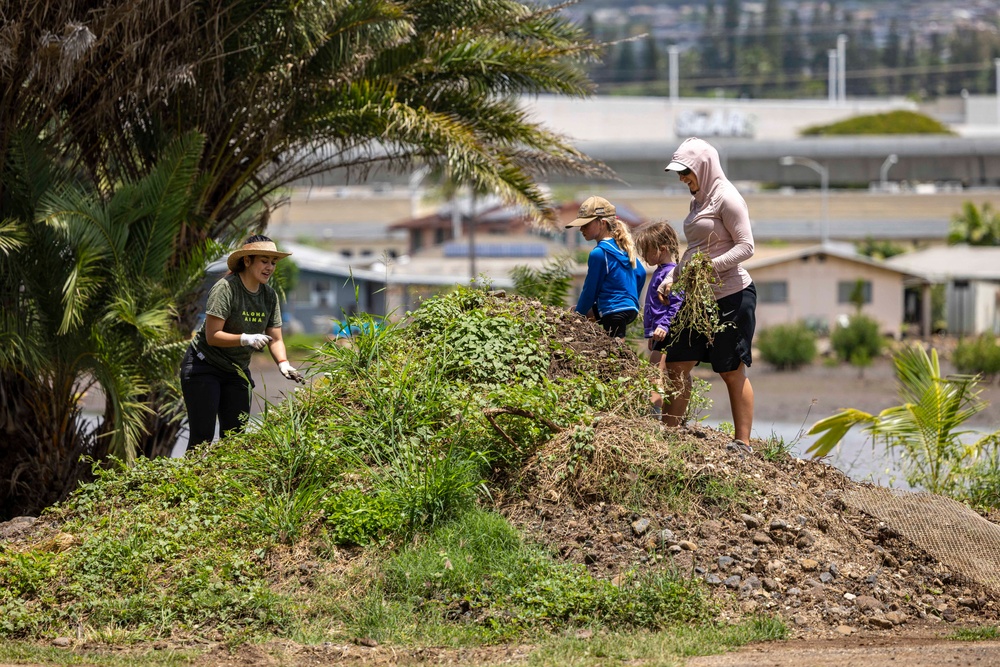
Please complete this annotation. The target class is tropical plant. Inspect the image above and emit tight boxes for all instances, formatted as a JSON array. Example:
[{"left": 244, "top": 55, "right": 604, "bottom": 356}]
[
  {"left": 1, "top": 0, "right": 610, "bottom": 508},
  {"left": 0, "top": 132, "right": 215, "bottom": 515},
  {"left": 1, "top": 0, "right": 608, "bottom": 241},
  {"left": 806, "top": 345, "right": 1000, "bottom": 498},
  {"left": 511, "top": 256, "right": 574, "bottom": 307},
  {"left": 948, "top": 202, "right": 1000, "bottom": 246}
]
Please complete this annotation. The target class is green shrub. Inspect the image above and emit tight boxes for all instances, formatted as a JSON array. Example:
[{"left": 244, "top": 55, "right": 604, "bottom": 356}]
[
  {"left": 802, "top": 110, "right": 954, "bottom": 136},
  {"left": 830, "top": 314, "right": 883, "bottom": 368},
  {"left": 757, "top": 322, "right": 817, "bottom": 370},
  {"left": 953, "top": 334, "right": 1000, "bottom": 379}
]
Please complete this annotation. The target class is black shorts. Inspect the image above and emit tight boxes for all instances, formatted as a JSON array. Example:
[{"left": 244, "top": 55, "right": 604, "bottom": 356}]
[
  {"left": 597, "top": 309, "right": 637, "bottom": 338},
  {"left": 661, "top": 283, "right": 756, "bottom": 373},
  {"left": 649, "top": 337, "right": 668, "bottom": 352}
]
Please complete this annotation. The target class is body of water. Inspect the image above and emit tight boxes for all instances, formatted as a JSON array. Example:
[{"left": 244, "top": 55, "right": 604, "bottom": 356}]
[{"left": 707, "top": 417, "right": 997, "bottom": 490}]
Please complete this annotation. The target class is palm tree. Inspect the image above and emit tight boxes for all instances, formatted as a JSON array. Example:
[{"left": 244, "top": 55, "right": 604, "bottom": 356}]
[
  {"left": 3, "top": 0, "right": 608, "bottom": 236},
  {"left": 807, "top": 345, "right": 1000, "bottom": 497},
  {"left": 948, "top": 202, "right": 1000, "bottom": 246},
  {"left": 0, "top": 132, "right": 214, "bottom": 515}
]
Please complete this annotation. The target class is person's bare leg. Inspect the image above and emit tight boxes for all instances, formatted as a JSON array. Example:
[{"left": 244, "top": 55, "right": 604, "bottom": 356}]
[
  {"left": 649, "top": 350, "right": 664, "bottom": 415},
  {"left": 662, "top": 360, "right": 698, "bottom": 427},
  {"left": 719, "top": 363, "right": 754, "bottom": 444}
]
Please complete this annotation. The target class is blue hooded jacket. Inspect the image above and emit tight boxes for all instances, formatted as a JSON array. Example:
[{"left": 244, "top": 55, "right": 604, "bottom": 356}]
[{"left": 575, "top": 238, "right": 647, "bottom": 318}]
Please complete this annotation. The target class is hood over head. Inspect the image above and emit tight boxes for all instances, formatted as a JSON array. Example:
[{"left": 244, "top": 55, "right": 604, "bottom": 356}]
[{"left": 664, "top": 137, "right": 727, "bottom": 202}]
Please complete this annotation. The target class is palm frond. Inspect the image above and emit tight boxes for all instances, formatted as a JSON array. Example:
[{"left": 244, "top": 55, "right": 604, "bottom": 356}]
[{"left": 805, "top": 408, "right": 878, "bottom": 458}]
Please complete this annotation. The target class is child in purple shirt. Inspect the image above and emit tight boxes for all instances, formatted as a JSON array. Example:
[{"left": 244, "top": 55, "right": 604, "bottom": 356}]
[{"left": 635, "top": 220, "right": 683, "bottom": 420}]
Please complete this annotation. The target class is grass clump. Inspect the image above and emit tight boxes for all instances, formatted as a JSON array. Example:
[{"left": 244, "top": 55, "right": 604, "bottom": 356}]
[
  {"left": 382, "top": 508, "right": 714, "bottom": 638},
  {"left": 949, "top": 626, "right": 1000, "bottom": 641}
]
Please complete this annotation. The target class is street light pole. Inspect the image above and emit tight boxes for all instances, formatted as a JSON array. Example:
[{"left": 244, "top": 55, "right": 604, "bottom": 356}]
[
  {"left": 880, "top": 154, "right": 898, "bottom": 191},
  {"left": 780, "top": 156, "right": 830, "bottom": 245},
  {"left": 995, "top": 58, "right": 1000, "bottom": 124}
]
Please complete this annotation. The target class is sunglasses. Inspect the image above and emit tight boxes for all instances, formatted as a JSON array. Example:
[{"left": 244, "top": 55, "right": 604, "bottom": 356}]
[{"left": 677, "top": 168, "right": 692, "bottom": 176}]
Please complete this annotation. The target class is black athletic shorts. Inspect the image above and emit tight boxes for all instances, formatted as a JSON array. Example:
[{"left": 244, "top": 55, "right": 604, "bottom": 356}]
[
  {"left": 661, "top": 282, "right": 756, "bottom": 373},
  {"left": 597, "top": 309, "right": 637, "bottom": 339}
]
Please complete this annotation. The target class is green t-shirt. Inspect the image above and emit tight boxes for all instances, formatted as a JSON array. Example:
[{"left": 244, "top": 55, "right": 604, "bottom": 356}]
[{"left": 192, "top": 274, "right": 282, "bottom": 374}]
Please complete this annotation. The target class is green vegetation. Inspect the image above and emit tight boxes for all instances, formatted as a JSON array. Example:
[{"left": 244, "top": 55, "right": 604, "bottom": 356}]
[
  {"left": 511, "top": 257, "right": 575, "bottom": 307},
  {"left": 0, "top": 288, "right": 779, "bottom": 659},
  {"left": 757, "top": 322, "right": 818, "bottom": 370},
  {"left": 953, "top": 334, "right": 1000, "bottom": 379},
  {"left": 665, "top": 252, "right": 725, "bottom": 346},
  {"left": 855, "top": 237, "right": 907, "bottom": 260},
  {"left": 807, "top": 345, "right": 1000, "bottom": 503},
  {"left": 949, "top": 202, "right": 1000, "bottom": 246},
  {"left": 949, "top": 626, "right": 1000, "bottom": 641},
  {"left": 830, "top": 314, "right": 883, "bottom": 376},
  {"left": 801, "top": 111, "right": 955, "bottom": 136},
  {"left": 758, "top": 434, "right": 795, "bottom": 463},
  {"left": 1, "top": 0, "right": 610, "bottom": 515}
]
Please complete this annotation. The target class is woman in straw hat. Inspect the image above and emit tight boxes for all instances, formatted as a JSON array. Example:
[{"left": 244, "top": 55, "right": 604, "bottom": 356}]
[{"left": 180, "top": 234, "right": 305, "bottom": 451}]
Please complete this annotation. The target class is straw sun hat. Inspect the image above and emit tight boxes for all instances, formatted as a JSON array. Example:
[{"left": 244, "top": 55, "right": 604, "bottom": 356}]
[{"left": 226, "top": 239, "right": 292, "bottom": 272}]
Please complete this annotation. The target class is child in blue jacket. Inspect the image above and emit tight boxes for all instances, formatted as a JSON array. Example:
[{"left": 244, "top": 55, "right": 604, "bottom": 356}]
[{"left": 566, "top": 196, "right": 646, "bottom": 338}]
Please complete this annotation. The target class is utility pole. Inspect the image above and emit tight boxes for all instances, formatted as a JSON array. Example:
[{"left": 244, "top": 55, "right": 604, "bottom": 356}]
[
  {"left": 827, "top": 50, "right": 837, "bottom": 103},
  {"left": 837, "top": 34, "right": 847, "bottom": 104},
  {"left": 668, "top": 46, "right": 679, "bottom": 104}
]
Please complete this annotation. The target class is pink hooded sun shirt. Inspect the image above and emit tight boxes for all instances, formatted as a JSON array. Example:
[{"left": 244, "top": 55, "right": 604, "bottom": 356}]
[{"left": 668, "top": 137, "right": 754, "bottom": 299}]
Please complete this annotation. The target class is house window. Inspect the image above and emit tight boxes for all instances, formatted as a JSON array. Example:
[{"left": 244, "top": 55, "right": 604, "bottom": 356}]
[
  {"left": 838, "top": 280, "right": 872, "bottom": 304},
  {"left": 757, "top": 281, "right": 788, "bottom": 303}
]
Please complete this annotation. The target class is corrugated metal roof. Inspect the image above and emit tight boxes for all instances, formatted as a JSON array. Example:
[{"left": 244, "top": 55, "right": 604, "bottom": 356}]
[{"left": 885, "top": 245, "right": 1000, "bottom": 282}]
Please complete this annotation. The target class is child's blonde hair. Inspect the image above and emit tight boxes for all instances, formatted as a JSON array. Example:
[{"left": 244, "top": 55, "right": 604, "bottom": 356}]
[
  {"left": 634, "top": 219, "right": 680, "bottom": 265},
  {"left": 597, "top": 216, "right": 640, "bottom": 268}
]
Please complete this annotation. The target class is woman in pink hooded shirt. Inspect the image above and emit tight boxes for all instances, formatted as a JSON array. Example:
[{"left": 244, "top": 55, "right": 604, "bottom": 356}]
[{"left": 657, "top": 137, "right": 757, "bottom": 456}]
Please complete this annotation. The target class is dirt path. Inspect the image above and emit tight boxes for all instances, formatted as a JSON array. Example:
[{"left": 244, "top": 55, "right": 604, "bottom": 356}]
[{"left": 688, "top": 630, "right": 1000, "bottom": 667}]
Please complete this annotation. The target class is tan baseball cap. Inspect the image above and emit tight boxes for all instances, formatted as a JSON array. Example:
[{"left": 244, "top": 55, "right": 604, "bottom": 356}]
[{"left": 566, "top": 196, "right": 616, "bottom": 228}]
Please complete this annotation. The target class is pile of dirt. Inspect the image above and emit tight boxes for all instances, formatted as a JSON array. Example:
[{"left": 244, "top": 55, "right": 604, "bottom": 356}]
[{"left": 500, "top": 301, "right": 1000, "bottom": 640}]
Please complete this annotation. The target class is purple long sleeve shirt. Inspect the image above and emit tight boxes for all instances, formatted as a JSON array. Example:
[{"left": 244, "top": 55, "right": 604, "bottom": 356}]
[{"left": 644, "top": 262, "right": 683, "bottom": 338}]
